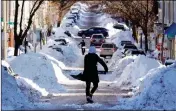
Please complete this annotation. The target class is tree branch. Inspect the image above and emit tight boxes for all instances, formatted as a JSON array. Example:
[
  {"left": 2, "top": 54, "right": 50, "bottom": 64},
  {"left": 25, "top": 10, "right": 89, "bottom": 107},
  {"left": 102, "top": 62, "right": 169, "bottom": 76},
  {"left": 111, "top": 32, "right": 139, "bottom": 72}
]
[
  {"left": 19, "top": 0, "right": 25, "bottom": 37},
  {"left": 30, "top": 0, "right": 39, "bottom": 15},
  {"left": 21, "top": 0, "right": 44, "bottom": 40},
  {"left": 14, "top": 0, "right": 19, "bottom": 39}
]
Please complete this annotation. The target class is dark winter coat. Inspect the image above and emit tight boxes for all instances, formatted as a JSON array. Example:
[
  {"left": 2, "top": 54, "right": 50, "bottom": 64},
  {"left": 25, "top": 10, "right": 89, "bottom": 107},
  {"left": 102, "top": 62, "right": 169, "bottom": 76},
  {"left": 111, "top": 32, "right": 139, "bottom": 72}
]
[
  {"left": 79, "top": 41, "right": 86, "bottom": 47},
  {"left": 83, "top": 53, "right": 108, "bottom": 82}
]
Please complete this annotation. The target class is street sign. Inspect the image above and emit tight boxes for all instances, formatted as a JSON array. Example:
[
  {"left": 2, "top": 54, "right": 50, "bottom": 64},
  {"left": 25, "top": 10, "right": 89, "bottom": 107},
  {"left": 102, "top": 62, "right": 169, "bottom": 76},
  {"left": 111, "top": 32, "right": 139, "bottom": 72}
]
[{"left": 8, "top": 22, "right": 14, "bottom": 25}]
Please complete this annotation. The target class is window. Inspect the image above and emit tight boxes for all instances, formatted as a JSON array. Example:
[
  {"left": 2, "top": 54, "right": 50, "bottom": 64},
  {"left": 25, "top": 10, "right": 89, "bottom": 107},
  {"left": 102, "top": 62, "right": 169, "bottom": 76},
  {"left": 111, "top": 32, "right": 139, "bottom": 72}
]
[{"left": 102, "top": 44, "right": 114, "bottom": 48}]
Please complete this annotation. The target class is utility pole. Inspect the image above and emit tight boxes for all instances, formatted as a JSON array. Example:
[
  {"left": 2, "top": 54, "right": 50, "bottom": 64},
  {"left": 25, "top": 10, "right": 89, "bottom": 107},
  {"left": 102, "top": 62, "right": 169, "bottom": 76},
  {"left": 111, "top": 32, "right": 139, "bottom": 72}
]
[
  {"left": 2, "top": 1, "right": 7, "bottom": 60},
  {"left": 161, "top": 0, "right": 165, "bottom": 64}
]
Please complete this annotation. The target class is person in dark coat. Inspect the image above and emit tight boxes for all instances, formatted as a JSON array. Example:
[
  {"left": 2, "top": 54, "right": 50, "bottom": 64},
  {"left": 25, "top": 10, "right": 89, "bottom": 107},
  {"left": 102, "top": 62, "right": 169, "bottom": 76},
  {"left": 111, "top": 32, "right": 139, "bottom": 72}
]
[
  {"left": 79, "top": 40, "right": 86, "bottom": 55},
  {"left": 83, "top": 46, "right": 108, "bottom": 103}
]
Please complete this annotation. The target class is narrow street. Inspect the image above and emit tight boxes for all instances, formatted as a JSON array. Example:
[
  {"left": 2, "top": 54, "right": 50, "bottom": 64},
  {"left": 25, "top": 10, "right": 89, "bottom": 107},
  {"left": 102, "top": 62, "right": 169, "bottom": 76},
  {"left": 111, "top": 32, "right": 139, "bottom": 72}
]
[
  {"left": 2, "top": 1, "right": 176, "bottom": 110},
  {"left": 40, "top": 82, "right": 132, "bottom": 110}
]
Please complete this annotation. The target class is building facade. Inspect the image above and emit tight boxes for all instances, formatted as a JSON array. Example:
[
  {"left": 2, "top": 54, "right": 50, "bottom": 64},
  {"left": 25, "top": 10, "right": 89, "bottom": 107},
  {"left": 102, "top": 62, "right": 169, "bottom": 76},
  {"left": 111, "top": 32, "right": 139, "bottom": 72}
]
[{"left": 156, "top": 0, "right": 176, "bottom": 60}]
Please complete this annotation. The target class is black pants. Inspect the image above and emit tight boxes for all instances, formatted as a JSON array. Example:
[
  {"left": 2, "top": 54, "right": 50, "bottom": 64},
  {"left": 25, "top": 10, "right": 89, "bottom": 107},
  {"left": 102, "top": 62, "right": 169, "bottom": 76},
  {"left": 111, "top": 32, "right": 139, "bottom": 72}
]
[
  {"left": 81, "top": 48, "right": 85, "bottom": 55},
  {"left": 86, "top": 81, "right": 98, "bottom": 97}
]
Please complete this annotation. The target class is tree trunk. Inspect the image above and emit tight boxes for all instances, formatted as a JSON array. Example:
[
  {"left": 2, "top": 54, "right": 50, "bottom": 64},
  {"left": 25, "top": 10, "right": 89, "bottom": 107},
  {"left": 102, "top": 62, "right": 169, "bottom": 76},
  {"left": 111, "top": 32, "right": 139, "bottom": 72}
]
[
  {"left": 24, "top": 37, "right": 27, "bottom": 54},
  {"left": 140, "top": 33, "right": 143, "bottom": 49},
  {"left": 14, "top": 38, "right": 20, "bottom": 56},
  {"left": 132, "top": 25, "right": 138, "bottom": 43},
  {"left": 57, "top": 10, "right": 62, "bottom": 27},
  {"left": 144, "top": 32, "right": 148, "bottom": 52}
]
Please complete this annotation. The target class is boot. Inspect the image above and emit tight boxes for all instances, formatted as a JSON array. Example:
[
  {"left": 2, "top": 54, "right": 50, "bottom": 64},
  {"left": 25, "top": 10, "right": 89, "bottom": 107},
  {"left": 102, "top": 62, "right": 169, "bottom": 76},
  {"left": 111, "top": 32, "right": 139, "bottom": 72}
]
[{"left": 86, "top": 96, "right": 94, "bottom": 103}]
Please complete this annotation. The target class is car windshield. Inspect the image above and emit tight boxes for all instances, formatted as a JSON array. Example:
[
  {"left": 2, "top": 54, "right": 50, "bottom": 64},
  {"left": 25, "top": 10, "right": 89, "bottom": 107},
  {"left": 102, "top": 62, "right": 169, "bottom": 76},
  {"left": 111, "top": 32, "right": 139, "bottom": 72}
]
[
  {"left": 102, "top": 44, "right": 114, "bottom": 48},
  {"left": 90, "top": 27, "right": 107, "bottom": 31},
  {"left": 124, "top": 45, "right": 137, "bottom": 49},
  {"left": 121, "top": 41, "right": 132, "bottom": 44},
  {"left": 92, "top": 35, "right": 103, "bottom": 39},
  {"left": 132, "top": 51, "right": 145, "bottom": 54}
]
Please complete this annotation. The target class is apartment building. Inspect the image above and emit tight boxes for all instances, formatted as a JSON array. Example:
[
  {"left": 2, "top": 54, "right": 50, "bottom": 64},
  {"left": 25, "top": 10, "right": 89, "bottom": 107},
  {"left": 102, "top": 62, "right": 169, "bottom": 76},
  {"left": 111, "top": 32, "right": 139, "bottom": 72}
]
[
  {"left": 1, "top": 1, "right": 50, "bottom": 48},
  {"left": 156, "top": 0, "right": 176, "bottom": 60}
]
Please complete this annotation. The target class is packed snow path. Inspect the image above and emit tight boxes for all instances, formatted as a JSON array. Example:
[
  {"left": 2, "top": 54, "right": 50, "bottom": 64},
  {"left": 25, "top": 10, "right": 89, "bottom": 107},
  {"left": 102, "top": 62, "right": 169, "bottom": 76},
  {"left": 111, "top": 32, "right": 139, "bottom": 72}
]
[{"left": 40, "top": 81, "right": 132, "bottom": 110}]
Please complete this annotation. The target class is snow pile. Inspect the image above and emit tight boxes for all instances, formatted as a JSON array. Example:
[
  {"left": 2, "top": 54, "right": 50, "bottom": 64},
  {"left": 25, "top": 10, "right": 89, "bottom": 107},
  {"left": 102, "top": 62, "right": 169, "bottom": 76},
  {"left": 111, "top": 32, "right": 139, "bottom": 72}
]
[
  {"left": 7, "top": 47, "right": 24, "bottom": 57},
  {"left": 111, "top": 63, "right": 176, "bottom": 110},
  {"left": 16, "top": 76, "right": 49, "bottom": 102},
  {"left": 111, "top": 31, "right": 135, "bottom": 47},
  {"left": 41, "top": 27, "right": 83, "bottom": 67},
  {"left": 105, "top": 22, "right": 121, "bottom": 37},
  {"left": 108, "top": 49, "right": 127, "bottom": 69},
  {"left": 1, "top": 60, "right": 33, "bottom": 110},
  {"left": 114, "top": 55, "right": 161, "bottom": 88},
  {"left": 104, "top": 56, "right": 136, "bottom": 81},
  {"left": 53, "top": 27, "right": 68, "bottom": 38},
  {"left": 10, "top": 52, "right": 66, "bottom": 94}
]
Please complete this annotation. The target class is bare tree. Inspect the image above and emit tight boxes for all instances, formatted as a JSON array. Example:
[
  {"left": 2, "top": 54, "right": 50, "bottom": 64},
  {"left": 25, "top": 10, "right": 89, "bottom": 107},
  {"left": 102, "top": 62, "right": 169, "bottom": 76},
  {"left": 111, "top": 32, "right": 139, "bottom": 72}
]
[
  {"left": 51, "top": 0, "right": 77, "bottom": 27},
  {"left": 14, "top": 0, "right": 44, "bottom": 56},
  {"left": 103, "top": 0, "right": 158, "bottom": 52}
]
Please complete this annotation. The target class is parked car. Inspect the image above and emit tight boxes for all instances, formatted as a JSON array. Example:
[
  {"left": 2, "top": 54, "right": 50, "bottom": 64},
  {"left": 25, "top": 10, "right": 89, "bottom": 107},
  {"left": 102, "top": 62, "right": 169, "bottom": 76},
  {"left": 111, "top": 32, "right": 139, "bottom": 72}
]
[
  {"left": 113, "top": 24, "right": 126, "bottom": 31},
  {"left": 100, "top": 43, "right": 117, "bottom": 58},
  {"left": 90, "top": 34, "right": 105, "bottom": 47},
  {"left": 120, "top": 41, "right": 132, "bottom": 46},
  {"left": 122, "top": 44, "right": 138, "bottom": 53},
  {"left": 70, "top": 9, "right": 80, "bottom": 15},
  {"left": 125, "top": 49, "right": 146, "bottom": 56},
  {"left": 54, "top": 39, "right": 68, "bottom": 45},
  {"left": 164, "top": 59, "right": 176, "bottom": 66},
  {"left": 67, "top": 16, "right": 76, "bottom": 21},
  {"left": 78, "top": 27, "right": 109, "bottom": 38}
]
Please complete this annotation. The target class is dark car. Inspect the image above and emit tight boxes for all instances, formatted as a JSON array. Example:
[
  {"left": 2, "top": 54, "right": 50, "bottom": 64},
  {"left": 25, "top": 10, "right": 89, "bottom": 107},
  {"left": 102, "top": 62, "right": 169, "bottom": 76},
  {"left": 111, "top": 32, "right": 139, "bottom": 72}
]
[
  {"left": 164, "top": 60, "right": 176, "bottom": 66},
  {"left": 113, "top": 24, "right": 126, "bottom": 31},
  {"left": 121, "top": 41, "right": 132, "bottom": 46},
  {"left": 78, "top": 27, "right": 109, "bottom": 38},
  {"left": 67, "top": 17, "right": 76, "bottom": 23},
  {"left": 123, "top": 44, "right": 138, "bottom": 53},
  {"left": 125, "top": 49, "right": 146, "bottom": 56}
]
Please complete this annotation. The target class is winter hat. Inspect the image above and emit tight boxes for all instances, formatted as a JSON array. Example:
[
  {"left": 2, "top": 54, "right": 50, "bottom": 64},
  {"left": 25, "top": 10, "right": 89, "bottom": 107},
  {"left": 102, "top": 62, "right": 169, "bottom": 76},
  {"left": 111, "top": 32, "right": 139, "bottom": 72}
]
[{"left": 88, "top": 46, "right": 96, "bottom": 54}]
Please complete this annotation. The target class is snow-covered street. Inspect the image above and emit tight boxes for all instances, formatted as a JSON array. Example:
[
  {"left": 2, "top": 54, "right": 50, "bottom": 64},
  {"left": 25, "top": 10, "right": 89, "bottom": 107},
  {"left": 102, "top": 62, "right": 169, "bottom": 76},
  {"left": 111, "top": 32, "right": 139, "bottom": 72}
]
[{"left": 2, "top": 1, "right": 176, "bottom": 110}]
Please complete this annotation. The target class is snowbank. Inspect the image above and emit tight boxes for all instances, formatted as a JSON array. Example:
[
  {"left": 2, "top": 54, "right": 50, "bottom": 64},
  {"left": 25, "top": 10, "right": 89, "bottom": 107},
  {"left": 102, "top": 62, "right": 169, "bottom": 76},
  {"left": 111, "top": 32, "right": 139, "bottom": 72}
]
[
  {"left": 41, "top": 27, "right": 84, "bottom": 67},
  {"left": 7, "top": 47, "right": 24, "bottom": 62},
  {"left": 16, "top": 76, "right": 49, "bottom": 102},
  {"left": 111, "top": 31, "right": 135, "bottom": 47},
  {"left": 108, "top": 50, "right": 127, "bottom": 70},
  {"left": 113, "top": 55, "right": 161, "bottom": 88},
  {"left": 104, "top": 56, "right": 136, "bottom": 81},
  {"left": 10, "top": 52, "right": 66, "bottom": 94},
  {"left": 111, "top": 63, "right": 176, "bottom": 110},
  {"left": 1, "top": 60, "right": 33, "bottom": 110}
]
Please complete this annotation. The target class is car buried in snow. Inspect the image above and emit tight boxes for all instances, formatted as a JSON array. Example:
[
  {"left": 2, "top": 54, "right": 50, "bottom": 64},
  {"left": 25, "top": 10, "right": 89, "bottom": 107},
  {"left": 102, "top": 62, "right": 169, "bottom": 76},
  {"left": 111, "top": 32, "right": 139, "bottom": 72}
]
[{"left": 78, "top": 27, "right": 109, "bottom": 38}]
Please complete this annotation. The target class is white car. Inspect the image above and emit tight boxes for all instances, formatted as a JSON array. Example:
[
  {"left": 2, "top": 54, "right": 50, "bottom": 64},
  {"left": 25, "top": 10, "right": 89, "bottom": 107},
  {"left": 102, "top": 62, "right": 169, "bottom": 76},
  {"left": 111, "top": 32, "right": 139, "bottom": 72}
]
[{"left": 100, "top": 43, "right": 117, "bottom": 58}]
